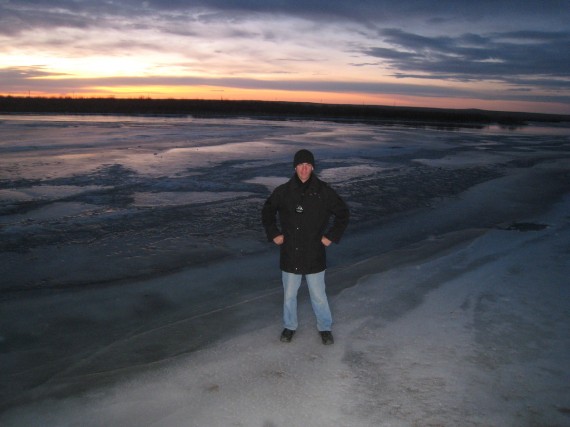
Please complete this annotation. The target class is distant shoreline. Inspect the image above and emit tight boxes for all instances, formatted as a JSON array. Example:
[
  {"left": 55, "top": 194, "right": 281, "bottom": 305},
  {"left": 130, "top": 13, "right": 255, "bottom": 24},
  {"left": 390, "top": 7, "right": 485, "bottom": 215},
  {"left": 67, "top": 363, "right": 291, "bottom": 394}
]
[{"left": 1, "top": 96, "right": 569, "bottom": 126}]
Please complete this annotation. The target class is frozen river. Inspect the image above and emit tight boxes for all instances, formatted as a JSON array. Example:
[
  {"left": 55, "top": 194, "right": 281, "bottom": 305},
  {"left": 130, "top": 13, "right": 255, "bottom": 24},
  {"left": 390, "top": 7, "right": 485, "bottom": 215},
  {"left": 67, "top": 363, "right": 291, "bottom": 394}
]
[
  {"left": 2, "top": 114, "right": 567, "bottom": 291},
  {"left": 1, "top": 114, "right": 570, "bottom": 425}
]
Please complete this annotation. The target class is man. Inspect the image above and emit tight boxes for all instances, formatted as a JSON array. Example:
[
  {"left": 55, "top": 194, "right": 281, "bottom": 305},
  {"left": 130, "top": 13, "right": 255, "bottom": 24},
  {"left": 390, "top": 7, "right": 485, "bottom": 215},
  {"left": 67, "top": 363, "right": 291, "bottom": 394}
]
[{"left": 262, "top": 149, "right": 349, "bottom": 345}]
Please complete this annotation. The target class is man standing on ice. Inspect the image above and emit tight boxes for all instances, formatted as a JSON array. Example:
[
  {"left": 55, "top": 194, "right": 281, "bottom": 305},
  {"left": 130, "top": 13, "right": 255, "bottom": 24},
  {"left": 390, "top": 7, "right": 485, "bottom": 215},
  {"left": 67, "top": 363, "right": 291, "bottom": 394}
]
[{"left": 262, "top": 149, "right": 349, "bottom": 345}]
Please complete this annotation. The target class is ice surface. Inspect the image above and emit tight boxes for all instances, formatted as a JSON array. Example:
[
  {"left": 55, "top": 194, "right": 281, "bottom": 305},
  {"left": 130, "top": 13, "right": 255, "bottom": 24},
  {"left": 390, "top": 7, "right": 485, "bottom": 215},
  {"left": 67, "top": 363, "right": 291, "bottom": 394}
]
[
  {"left": 1, "top": 115, "right": 569, "bottom": 425},
  {"left": 244, "top": 176, "right": 288, "bottom": 192},
  {"left": 132, "top": 191, "right": 254, "bottom": 207}
]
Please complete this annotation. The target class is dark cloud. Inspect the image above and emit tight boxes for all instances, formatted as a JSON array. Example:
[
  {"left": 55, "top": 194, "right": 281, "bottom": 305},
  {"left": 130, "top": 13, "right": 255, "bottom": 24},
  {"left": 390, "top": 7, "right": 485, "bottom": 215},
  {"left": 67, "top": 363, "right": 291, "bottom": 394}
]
[
  {"left": 0, "top": 67, "right": 74, "bottom": 94},
  {"left": 2, "top": 1, "right": 570, "bottom": 31},
  {"left": 364, "top": 28, "right": 570, "bottom": 84},
  {"left": 0, "top": 66, "right": 68, "bottom": 82},
  {"left": 126, "top": 0, "right": 570, "bottom": 28}
]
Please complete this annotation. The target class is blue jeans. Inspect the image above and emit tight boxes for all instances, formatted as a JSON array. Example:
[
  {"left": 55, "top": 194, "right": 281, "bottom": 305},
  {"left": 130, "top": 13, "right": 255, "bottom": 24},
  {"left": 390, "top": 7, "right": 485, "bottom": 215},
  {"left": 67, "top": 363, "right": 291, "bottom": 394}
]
[{"left": 282, "top": 270, "right": 332, "bottom": 332}]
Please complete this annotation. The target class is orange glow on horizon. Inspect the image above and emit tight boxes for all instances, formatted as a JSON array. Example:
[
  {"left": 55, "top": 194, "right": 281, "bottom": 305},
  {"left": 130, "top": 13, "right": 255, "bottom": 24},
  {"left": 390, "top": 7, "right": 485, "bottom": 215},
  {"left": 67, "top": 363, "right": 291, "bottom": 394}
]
[
  {"left": 1, "top": 86, "right": 396, "bottom": 106},
  {"left": 1, "top": 86, "right": 568, "bottom": 115}
]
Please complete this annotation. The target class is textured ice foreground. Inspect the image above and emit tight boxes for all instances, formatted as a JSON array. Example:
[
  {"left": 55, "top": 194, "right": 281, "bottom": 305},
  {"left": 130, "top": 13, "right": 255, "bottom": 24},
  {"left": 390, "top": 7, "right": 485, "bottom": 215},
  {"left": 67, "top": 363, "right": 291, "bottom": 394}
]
[
  {"left": 2, "top": 190, "right": 569, "bottom": 427},
  {"left": 1, "top": 115, "right": 569, "bottom": 425},
  {"left": 1, "top": 115, "right": 514, "bottom": 289}
]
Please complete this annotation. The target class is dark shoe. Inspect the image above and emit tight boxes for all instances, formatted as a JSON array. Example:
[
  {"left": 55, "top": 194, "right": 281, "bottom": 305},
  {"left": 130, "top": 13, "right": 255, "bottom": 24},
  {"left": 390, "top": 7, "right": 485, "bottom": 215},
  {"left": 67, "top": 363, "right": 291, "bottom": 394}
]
[
  {"left": 320, "top": 331, "right": 334, "bottom": 345},
  {"left": 280, "top": 328, "right": 295, "bottom": 343}
]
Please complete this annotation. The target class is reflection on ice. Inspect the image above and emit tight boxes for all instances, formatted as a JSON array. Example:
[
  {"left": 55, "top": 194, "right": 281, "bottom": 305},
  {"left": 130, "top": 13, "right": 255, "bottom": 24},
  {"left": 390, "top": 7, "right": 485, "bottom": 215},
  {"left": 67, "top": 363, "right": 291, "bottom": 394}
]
[
  {"left": 247, "top": 163, "right": 393, "bottom": 191},
  {"left": 0, "top": 185, "right": 107, "bottom": 202},
  {"left": 413, "top": 151, "right": 510, "bottom": 168},
  {"left": 132, "top": 191, "right": 254, "bottom": 207},
  {"left": 244, "top": 176, "right": 287, "bottom": 192},
  {"left": 319, "top": 164, "right": 388, "bottom": 183}
]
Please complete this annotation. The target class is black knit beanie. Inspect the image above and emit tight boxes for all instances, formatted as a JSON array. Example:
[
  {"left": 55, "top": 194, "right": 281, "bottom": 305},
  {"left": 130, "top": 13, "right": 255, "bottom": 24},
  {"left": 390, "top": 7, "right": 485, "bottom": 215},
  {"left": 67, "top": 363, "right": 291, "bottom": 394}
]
[{"left": 293, "top": 149, "right": 315, "bottom": 168}]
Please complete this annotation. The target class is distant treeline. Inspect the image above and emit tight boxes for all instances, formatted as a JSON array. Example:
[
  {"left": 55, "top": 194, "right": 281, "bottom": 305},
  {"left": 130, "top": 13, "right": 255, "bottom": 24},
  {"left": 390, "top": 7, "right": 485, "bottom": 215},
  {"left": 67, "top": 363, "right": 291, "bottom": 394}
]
[{"left": 1, "top": 96, "right": 568, "bottom": 126}]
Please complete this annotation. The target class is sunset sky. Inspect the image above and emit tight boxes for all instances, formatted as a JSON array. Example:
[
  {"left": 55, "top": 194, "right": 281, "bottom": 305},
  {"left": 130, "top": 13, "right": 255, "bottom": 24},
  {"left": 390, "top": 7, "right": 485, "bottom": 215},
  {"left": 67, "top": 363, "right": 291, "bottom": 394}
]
[{"left": 1, "top": 0, "right": 569, "bottom": 114}]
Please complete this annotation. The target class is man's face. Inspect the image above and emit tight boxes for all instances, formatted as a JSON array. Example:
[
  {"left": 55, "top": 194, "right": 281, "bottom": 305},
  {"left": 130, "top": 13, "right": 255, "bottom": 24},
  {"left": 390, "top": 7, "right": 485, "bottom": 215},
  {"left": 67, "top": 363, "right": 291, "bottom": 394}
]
[{"left": 295, "top": 162, "right": 313, "bottom": 183}]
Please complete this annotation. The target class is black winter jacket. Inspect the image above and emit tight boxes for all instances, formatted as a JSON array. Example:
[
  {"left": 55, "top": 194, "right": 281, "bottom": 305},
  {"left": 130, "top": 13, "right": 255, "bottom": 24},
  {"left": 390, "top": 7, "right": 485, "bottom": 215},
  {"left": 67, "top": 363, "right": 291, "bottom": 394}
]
[{"left": 262, "top": 174, "right": 349, "bottom": 274}]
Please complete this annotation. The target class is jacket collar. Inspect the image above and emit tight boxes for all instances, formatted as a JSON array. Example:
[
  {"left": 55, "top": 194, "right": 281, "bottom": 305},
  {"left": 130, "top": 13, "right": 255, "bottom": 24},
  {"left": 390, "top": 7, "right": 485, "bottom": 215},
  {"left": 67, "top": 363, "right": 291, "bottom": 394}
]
[
  {"left": 290, "top": 174, "right": 322, "bottom": 198},
  {"left": 292, "top": 173, "right": 316, "bottom": 188}
]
